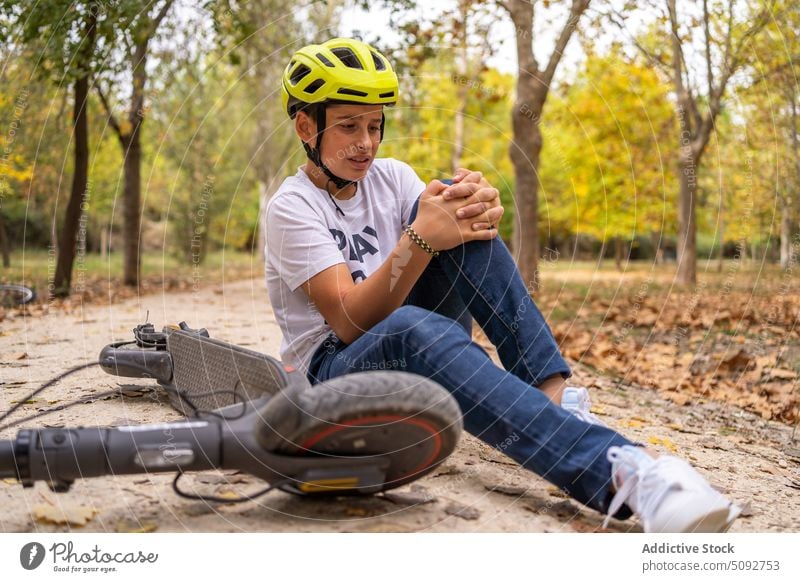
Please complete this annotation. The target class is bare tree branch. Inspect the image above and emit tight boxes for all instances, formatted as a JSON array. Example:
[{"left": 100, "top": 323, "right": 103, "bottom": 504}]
[
  {"left": 150, "top": 0, "right": 175, "bottom": 38},
  {"left": 95, "top": 83, "right": 123, "bottom": 142},
  {"left": 726, "top": 3, "right": 774, "bottom": 76},
  {"left": 721, "top": 0, "right": 734, "bottom": 77},
  {"left": 607, "top": 8, "right": 671, "bottom": 75},
  {"left": 541, "top": 0, "right": 590, "bottom": 88},
  {"left": 703, "top": 0, "right": 715, "bottom": 104}
]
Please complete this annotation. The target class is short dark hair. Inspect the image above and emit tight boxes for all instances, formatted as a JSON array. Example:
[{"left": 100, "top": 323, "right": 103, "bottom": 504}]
[{"left": 292, "top": 101, "right": 323, "bottom": 121}]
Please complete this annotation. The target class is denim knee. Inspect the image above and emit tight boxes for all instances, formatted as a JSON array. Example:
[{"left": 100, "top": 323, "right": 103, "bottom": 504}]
[
  {"left": 386, "top": 305, "right": 467, "bottom": 333},
  {"left": 382, "top": 305, "right": 471, "bottom": 352}
]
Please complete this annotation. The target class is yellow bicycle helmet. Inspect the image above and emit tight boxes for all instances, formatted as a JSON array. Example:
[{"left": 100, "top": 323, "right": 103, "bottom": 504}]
[
  {"left": 282, "top": 38, "right": 398, "bottom": 118},
  {"left": 281, "top": 38, "right": 399, "bottom": 197}
]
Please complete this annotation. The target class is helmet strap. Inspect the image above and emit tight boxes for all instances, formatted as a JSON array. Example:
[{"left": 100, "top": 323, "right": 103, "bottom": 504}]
[{"left": 304, "top": 105, "right": 356, "bottom": 192}]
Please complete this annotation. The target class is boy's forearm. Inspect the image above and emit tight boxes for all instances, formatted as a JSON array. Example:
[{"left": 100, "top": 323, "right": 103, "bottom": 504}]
[{"left": 336, "top": 233, "right": 432, "bottom": 344}]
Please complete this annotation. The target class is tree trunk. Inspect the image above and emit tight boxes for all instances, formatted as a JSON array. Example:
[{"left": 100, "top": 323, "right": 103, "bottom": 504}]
[
  {"left": 676, "top": 155, "right": 698, "bottom": 285},
  {"left": 717, "top": 187, "right": 725, "bottom": 272},
  {"left": 650, "top": 231, "right": 663, "bottom": 265},
  {"left": 510, "top": 115, "right": 542, "bottom": 291},
  {"left": 0, "top": 210, "right": 9, "bottom": 267},
  {"left": 122, "top": 132, "right": 142, "bottom": 286},
  {"left": 52, "top": 74, "right": 91, "bottom": 297},
  {"left": 505, "top": 0, "right": 589, "bottom": 293},
  {"left": 782, "top": 202, "right": 794, "bottom": 270},
  {"left": 786, "top": 89, "right": 800, "bottom": 270},
  {"left": 52, "top": 11, "right": 96, "bottom": 297},
  {"left": 100, "top": 225, "right": 108, "bottom": 260},
  {"left": 120, "top": 39, "right": 150, "bottom": 288},
  {"left": 508, "top": 0, "right": 540, "bottom": 291},
  {"left": 614, "top": 237, "right": 624, "bottom": 270},
  {"left": 451, "top": 0, "right": 469, "bottom": 173}
]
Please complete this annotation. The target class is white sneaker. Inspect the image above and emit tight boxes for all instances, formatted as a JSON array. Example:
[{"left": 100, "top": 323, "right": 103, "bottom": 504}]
[
  {"left": 561, "top": 387, "right": 606, "bottom": 426},
  {"left": 603, "top": 445, "right": 740, "bottom": 533}
]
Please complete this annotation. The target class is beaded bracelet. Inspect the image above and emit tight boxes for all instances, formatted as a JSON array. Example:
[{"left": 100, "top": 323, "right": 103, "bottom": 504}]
[{"left": 403, "top": 225, "right": 439, "bottom": 257}]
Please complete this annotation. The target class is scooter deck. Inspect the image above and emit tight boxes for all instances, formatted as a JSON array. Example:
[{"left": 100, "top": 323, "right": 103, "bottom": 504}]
[{"left": 166, "top": 330, "right": 290, "bottom": 415}]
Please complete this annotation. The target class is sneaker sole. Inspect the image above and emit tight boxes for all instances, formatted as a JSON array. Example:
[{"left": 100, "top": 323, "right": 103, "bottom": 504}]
[{"left": 682, "top": 507, "right": 736, "bottom": 533}]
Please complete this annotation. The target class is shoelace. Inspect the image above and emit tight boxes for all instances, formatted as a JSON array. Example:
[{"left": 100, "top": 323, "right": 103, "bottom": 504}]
[
  {"left": 602, "top": 448, "right": 681, "bottom": 529},
  {"left": 562, "top": 388, "right": 606, "bottom": 427}
]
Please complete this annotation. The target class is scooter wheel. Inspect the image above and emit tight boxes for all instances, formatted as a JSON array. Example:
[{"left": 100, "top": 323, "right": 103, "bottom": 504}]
[{"left": 256, "top": 371, "right": 462, "bottom": 494}]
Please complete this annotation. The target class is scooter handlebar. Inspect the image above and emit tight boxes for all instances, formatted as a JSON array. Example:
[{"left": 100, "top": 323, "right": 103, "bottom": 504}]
[
  {"left": 0, "top": 438, "right": 17, "bottom": 479},
  {"left": 0, "top": 407, "right": 391, "bottom": 495},
  {"left": 0, "top": 421, "right": 222, "bottom": 490}
]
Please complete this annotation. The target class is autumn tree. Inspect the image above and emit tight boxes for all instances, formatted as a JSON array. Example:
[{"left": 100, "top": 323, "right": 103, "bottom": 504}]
[
  {"left": 747, "top": 2, "right": 800, "bottom": 268},
  {"left": 0, "top": 1, "right": 110, "bottom": 293},
  {"left": 212, "top": 0, "right": 343, "bottom": 260},
  {"left": 95, "top": 0, "right": 175, "bottom": 287},
  {"left": 541, "top": 50, "right": 675, "bottom": 268},
  {"left": 611, "top": 0, "right": 775, "bottom": 284},
  {"left": 501, "top": 0, "right": 592, "bottom": 289}
]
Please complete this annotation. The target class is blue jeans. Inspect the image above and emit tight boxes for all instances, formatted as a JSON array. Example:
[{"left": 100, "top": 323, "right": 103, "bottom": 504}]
[{"left": 307, "top": 200, "right": 634, "bottom": 518}]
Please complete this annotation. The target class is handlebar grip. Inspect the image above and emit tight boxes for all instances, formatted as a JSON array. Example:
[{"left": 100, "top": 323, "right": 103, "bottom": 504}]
[
  {"left": 4, "top": 422, "right": 222, "bottom": 488},
  {"left": 98, "top": 343, "right": 173, "bottom": 383},
  {"left": 0, "top": 439, "right": 18, "bottom": 479}
]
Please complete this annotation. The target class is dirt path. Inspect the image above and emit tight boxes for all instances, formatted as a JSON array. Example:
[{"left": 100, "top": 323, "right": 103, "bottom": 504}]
[{"left": 1, "top": 279, "right": 798, "bottom": 532}]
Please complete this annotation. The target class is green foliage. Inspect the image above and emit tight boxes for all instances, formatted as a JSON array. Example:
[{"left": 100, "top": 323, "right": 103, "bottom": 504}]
[
  {"left": 152, "top": 52, "right": 260, "bottom": 258},
  {"left": 382, "top": 57, "right": 515, "bottom": 238},
  {"left": 540, "top": 51, "right": 676, "bottom": 243},
  {"left": 1, "top": 2, "right": 798, "bottom": 268}
]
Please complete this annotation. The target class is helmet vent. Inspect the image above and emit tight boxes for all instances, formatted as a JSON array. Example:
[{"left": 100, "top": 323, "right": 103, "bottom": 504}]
[
  {"left": 331, "top": 47, "right": 363, "bottom": 69},
  {"left": 290, "top": 64, "right": 311, "bottom": 85},
  {"left": 370, "top": 51, "right": 386, "bottom": 71},
  {"left": 338, "top": 88, "right": 368, "bottom": 97},
  {"left": 316, "top": 52, "right": 335, "bottom": 67},
  {"left": 379, "top": 91, "right": 395, "bottom": 98},
  {"left": 305, "top": 79, "right": 325, "bottom": 94}
]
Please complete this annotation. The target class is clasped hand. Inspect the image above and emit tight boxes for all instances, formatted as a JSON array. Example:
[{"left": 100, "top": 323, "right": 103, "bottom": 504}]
[{"left": 410, "top": 168, "right": 505, "bottom": 252}]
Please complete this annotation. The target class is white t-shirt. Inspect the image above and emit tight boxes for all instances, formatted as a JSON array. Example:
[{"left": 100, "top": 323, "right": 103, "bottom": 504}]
[{"left": 264, "top": 158, "right": 426, "bottom": 374}]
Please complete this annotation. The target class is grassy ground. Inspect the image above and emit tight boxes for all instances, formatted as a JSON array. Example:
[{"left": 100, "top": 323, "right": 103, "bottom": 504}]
[{"left": 1, "top": 249, "right": 263, "bottom": 302}]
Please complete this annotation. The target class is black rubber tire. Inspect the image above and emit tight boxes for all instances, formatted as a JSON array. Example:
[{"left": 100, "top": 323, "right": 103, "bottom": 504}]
[{"left": 256, "top": 371, "right": 463, "bottom": 493}]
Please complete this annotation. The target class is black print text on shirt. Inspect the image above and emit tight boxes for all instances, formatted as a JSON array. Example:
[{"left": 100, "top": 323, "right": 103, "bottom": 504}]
[{"left": 329, "top": 226, "right": 379, "bottom": 283}]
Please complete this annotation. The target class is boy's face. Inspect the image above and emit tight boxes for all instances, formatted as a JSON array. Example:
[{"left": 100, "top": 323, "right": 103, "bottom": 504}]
[{"left": 297, "top": 103, "right": 383, "bottom": 181}]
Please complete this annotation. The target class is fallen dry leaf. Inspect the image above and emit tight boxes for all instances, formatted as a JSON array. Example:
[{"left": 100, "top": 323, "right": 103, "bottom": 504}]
[
  {"left": 33, "top": 504, "right": 97, "bottom": 526},
  {"left": 767, "top": 368, "right": 797, "bottom": 381},
  {"left": 647, "top": 436, "right": 678, "bottom": 453},
  {"left": 115, "top": 520, "right": 158, "bottom": 533},
  {"left": 445, "top": 501, "right": 481, "bottom": 520}
]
